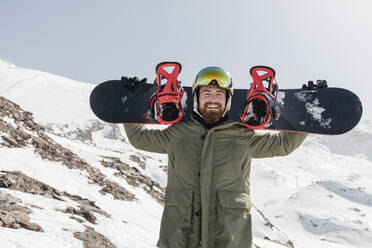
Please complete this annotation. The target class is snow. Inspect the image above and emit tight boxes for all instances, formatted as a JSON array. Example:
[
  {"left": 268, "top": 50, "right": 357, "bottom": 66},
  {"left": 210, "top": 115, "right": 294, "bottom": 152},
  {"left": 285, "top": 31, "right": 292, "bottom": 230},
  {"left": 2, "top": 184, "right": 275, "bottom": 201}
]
[
  {"left": 1, "top": 58, "right": 372, "bottom": 248},
  {"left": 2, "top": 116, "right": 18, "bottom": 129},
  {"left": 251, "top": 134, "right": 372, "bottom": 248},
  {"left": 0, "top": 188, "right": 84, "bottom": 248},
  {"left": 305, "top": 99, "right": 332, "bottom": 128},
  {"left": 295, "top": 91, "right": 332, "bottom": 128},
  {"left": 276, "top": 90, "right": 286, "bottom": 106},
  {"left": 0, "top": 146, "right": 163, "bottom": 248},
  {"left": 0, "top": 59, "right": 95, "bottom": 124}
]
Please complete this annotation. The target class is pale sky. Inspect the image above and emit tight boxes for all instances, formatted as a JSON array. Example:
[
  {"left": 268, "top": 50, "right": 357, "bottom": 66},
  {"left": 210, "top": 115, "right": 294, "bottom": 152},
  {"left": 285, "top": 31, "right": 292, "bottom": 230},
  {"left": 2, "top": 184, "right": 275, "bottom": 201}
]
[{"left": 1, "top": 0, "right": 371, "bottom": 119}]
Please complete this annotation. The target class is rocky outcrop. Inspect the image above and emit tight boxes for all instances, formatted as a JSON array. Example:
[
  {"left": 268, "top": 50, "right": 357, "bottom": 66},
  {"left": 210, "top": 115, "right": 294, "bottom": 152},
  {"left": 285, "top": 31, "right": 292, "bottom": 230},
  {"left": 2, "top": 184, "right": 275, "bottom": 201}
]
[
  {"left": 0, "top": 170, "right": 111, "bottom": 222},
  {"left": 0, "top": 97, "right": 135, "bottom": 202},
  {"left": 0, "top": 97, "right": 43, "bottom": 148},
  {"left": 0, "top": 170, "right": 64, "bottom": 201},
  {"left": 0, "top": 191, "right": 43, "bottom": 232},
  {"left": 63, "top": 192, "right": 111, "bottom": 219},
  {"left": 101, "top": 156, "right": 165, "bottom": 204},
  {"left": 129, "top": 154, "right": 146, "bottom": 169},
  {"left": 74, "top": 227, "right": 117, "bottom": 248},
  {"left": 0, "top": 96, "right": 166, "bottom": 246},
  {"left": 59, "top": 206, "right": 97, "bottom": 224}
]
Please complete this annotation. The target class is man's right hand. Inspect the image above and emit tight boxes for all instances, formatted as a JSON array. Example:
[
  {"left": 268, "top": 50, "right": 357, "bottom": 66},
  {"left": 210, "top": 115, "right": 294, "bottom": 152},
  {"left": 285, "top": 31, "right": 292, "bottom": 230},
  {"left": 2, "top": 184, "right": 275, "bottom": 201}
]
[{"left": 302, "top": 80, "right": 328, "bottom": 90}]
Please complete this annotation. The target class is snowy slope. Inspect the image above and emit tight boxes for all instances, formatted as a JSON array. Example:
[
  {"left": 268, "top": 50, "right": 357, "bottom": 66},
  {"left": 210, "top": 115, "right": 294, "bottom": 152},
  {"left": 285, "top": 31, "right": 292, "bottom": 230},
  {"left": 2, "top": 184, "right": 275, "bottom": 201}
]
[
  {"left": 0, "top": 58, "right": 95, "bottom": 123},
  {"left": 1, "top": 59, "right": 371, "bottom": 248},
  {"left": 251, "top": 130, "right": 372, "bottom": 248}
]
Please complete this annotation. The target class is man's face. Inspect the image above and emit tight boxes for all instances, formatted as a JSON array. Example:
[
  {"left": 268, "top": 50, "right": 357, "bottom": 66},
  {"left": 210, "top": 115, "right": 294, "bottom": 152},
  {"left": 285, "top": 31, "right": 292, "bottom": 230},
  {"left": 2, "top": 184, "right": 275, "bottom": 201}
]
[{"left": 198, "top": 84, "right": 227, "bottom": 124}]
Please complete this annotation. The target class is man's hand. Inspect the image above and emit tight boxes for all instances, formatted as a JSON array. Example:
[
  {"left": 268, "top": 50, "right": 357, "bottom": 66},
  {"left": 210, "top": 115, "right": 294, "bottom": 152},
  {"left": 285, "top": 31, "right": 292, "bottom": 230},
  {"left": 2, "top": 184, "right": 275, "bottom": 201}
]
[
  {"left": 302, "top": 80, "right": 328, "bottom": 90},
  {"left": 121, "top": 76, "right": 147, "bottom": 88}
]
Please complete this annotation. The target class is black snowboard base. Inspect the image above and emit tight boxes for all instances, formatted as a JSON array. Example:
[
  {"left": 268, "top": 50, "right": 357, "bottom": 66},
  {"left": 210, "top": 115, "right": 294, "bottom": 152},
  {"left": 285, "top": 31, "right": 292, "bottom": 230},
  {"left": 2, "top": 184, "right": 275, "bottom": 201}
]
[{"left": 90, "top": 80, "right": 362, "bottom": 135}]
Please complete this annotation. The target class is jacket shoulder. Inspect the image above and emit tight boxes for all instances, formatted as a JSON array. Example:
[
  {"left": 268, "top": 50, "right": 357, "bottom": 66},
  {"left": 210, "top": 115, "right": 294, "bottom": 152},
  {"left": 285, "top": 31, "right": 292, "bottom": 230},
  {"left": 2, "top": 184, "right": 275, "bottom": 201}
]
[{"left": 169, "top": 119, "right": 204, "bottom": 135}]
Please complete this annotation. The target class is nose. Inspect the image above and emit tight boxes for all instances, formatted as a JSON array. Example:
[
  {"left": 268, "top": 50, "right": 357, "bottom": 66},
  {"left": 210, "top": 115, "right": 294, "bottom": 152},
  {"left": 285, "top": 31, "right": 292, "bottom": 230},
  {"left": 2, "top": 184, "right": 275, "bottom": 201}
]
[{"left": 209, "top": 93, "right": 220, "bottom": 101}]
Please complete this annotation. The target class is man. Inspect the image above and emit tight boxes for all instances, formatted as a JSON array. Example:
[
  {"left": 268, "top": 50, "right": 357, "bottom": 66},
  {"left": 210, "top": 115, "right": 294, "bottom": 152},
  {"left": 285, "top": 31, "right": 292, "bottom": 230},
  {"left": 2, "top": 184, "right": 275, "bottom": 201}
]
[{"left": 124, "top": 67, "right": 307, "bottom": 248}]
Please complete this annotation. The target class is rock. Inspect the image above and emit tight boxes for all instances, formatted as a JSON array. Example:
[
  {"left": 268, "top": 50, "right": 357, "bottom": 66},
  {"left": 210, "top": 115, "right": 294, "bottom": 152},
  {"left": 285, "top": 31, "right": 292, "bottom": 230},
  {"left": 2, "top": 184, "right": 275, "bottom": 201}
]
[
  {"left": 0, "top": 192, "right": 43, "bottom": 232},
  {"left": 101, "top": 156, "right": 165, "bottom": 204},
  {"left": 0, "top": 170, "right": 64, "bottom": 200},
  {"left": 74, "top": 227, "right": 117, "bottom": 248},
  {"left": 58, "top": 206, "right": 97, "bottom": 224},
  {"left": 20, "top": 222, "right": 44, "bottom": 232},
  {"left": 31, "top": 137, "right": 48, "bottom": 149},
  {"left": 0, "top": 209, "right": 18, "bottom": 228},
  {"left": 81, "top": 209, "right": 97, "bottom": 224},
  {"left": 2, "top": 135, "right": 19, "bottom": 147},
  {"left": 129, "top": 155, "right": 146, "bottom": 169},
  {"left": 0, "top": 97, "right": 138, "bottom": 203},
  {"left": 70, "top": 216, "right": 85, "bottom": 223},
  {"left": 99, "top": 181, "right": 136, "bottom": 201},
  {"left": 0, "top": 171, "right": 112, "bottom": 224},
  {"left": 62, "top": 192, "right": 111, "bottom": 218}
]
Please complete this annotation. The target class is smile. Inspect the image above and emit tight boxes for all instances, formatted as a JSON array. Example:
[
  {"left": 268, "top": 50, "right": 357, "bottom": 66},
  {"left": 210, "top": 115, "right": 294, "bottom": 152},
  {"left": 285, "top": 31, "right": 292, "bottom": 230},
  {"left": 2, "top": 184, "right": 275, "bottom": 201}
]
[{"left": 206, "top": 105, "right": 219, "bottom": 109}]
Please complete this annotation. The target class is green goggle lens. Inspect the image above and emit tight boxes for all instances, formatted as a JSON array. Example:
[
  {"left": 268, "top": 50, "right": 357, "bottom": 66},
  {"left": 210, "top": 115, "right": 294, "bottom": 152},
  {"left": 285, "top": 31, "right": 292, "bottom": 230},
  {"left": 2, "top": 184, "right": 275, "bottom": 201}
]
[{"left": 193, "top": 67, "right": 232, "bottom": 89}]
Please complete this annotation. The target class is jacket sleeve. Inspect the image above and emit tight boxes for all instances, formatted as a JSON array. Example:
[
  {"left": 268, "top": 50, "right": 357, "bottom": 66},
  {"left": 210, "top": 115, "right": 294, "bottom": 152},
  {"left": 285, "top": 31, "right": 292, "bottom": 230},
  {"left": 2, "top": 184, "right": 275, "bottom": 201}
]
[
  {"left": 123, "top": 124, "right": 173, "bottom": 154},
  {"left": 250, "top": 131, "right": 308, "bottom": 158}
]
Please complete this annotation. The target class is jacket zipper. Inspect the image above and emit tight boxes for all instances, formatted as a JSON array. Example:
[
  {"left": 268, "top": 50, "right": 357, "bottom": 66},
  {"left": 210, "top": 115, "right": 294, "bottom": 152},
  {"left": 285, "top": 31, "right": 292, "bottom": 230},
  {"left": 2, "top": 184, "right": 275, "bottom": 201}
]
[{"left": 200, "top": 128, "right": 209, "bottom": 140}]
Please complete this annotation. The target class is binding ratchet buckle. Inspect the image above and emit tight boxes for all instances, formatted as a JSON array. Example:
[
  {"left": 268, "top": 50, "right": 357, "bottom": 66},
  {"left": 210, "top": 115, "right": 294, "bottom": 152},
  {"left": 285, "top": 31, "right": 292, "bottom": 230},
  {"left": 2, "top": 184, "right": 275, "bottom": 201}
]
[
  {"left": 240, "top": 66, "right": 280, "bottom": 130},
  {"left": 149, "top": 62, "right": 186, "bottom": 124}
]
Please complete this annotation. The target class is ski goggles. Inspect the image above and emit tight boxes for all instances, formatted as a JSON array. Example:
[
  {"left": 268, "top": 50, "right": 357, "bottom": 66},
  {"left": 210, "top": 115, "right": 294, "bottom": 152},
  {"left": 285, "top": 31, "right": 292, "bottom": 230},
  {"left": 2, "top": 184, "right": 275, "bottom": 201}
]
[{"left": 192, "top": 67, "right": 233, "bottom": 91}]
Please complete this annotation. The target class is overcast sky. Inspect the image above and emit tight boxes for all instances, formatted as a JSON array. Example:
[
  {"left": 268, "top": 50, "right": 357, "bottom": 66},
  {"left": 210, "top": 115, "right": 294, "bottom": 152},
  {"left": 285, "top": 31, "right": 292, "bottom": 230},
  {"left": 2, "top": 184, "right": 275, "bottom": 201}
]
[{"left": 1, "top": 0, "right": 371, "bottom": 119}]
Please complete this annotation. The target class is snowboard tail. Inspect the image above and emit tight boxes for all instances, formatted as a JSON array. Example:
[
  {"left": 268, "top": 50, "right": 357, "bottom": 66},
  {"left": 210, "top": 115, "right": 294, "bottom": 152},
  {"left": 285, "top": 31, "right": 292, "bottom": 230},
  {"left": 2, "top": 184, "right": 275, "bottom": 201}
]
[
  {"left": 90, "top": 80, "right": 193, "bottom": 124},
  {"left": 230, "top": 87, "right": 362, "bottom": 135}
]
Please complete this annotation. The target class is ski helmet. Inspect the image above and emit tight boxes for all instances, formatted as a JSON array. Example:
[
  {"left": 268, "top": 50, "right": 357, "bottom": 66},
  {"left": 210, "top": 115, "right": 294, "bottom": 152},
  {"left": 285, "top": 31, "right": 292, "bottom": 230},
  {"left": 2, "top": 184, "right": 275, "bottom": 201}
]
[{"left": 192, "top": 66, "right": 233, "bottom": 117}]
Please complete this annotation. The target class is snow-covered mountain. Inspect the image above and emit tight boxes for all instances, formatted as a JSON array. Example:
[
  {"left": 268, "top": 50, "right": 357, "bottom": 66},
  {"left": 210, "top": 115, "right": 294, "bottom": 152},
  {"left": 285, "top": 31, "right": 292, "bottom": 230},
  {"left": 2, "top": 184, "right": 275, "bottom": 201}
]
[{"left": 0, "top": 58, "right": 371, "bottom": 248}]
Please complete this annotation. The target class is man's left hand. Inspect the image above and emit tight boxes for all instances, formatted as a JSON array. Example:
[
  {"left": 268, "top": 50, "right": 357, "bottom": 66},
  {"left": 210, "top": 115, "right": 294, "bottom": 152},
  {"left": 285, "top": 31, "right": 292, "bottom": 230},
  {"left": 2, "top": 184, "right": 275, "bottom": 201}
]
[{"left": 302, "top": 80, "right": 328, "bottom": 90}]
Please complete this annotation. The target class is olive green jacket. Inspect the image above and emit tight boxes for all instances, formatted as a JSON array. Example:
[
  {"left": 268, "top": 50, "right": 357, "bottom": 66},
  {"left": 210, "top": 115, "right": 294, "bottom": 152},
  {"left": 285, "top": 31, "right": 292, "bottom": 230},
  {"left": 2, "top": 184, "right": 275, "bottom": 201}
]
[{"left": 124, "top": 118, "right": 307, "bottom": 248}]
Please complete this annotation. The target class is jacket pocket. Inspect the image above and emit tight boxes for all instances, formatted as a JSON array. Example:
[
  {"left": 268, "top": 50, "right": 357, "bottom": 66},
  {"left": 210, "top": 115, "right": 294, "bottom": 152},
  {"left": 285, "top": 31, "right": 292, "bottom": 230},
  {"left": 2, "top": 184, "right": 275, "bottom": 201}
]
[
  {"left": 215, "top": 191, "right": 252, "bottom": 247},
  {"left": 218, "top": 191, "right": 251, "bottom": 209},
  {"left": 158, "top": 188, "right": 194, "bottom": 248}
]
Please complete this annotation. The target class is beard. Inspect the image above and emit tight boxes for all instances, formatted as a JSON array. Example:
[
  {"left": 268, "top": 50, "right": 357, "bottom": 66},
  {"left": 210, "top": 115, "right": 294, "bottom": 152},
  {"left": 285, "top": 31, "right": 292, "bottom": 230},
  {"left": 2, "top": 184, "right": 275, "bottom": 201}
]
[{"left": 199, "top": 102, "right": 226, "bottom": 124}]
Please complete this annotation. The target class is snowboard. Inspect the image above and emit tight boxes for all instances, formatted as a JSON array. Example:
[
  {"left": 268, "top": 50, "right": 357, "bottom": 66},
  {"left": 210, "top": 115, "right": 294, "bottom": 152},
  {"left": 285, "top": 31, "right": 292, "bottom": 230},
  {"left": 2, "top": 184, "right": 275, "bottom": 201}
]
[{"left": 89, "top": 79, "right": 363, "bottom": 135}]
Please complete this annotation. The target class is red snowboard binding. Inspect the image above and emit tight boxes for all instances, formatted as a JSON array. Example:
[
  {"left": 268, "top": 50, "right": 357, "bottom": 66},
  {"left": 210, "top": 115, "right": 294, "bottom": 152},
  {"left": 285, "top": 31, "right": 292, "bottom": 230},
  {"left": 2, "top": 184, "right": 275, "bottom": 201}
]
[
  {"left": 149, "top": 62, "right": 186, "bottom": 124},
  {"left": 240, "top": 66, "right": 280, "bottom": 129}
]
